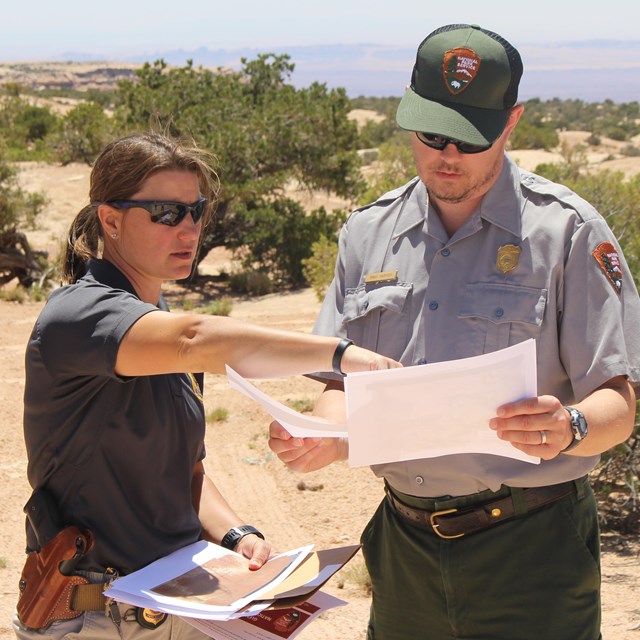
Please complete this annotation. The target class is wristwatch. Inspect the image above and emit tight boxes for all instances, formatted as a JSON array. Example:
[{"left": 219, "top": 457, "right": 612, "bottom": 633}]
[
  {"left": 562, "top": 406, "right": 588, "bottom": 452},
  {"left": 220, "top": 525, "right": 264, "bottom": 550}
]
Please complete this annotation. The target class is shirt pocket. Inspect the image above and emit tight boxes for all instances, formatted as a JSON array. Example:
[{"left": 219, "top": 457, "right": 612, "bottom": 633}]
[
  {"left": 343, "top": 282, "right": 413, "bottom": 357},
  {"left": 459, "top": 283, "right": 547, "bottom": 353}
]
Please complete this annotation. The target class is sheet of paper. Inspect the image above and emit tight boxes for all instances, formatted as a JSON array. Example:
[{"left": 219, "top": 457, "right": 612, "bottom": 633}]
[
  {"left": 184, "top": 590, "right": 346, "bottom": 640},
  {"left": 226, "top": 365, "right": 347, "bottom": 437},
  {"left": 257, "top": 544, "right": 360, "bottom": 601},
  {"left": 104, "top": 541, "right": 313, "bottom": 620},
  {"left": 345, "top": 339, "right": 539, "bottom": 467}
]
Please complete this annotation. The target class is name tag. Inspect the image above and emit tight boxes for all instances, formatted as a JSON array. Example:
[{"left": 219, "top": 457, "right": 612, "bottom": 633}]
[{"left": 364, "top": 270, "right": 398, "bottom": 284}]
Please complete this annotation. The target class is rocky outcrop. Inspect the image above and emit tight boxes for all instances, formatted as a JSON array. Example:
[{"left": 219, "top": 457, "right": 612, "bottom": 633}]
[{"left": 0, "top": 62, "right": 144, "bottom": 91}]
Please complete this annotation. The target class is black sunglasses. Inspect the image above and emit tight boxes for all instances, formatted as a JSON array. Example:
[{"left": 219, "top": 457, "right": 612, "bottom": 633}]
[
  {"left": 415, "top": 132, "right": 492, "bottom": 155},
  {"left": 101, "top": 198, "right": 207, "bottom": 226}
]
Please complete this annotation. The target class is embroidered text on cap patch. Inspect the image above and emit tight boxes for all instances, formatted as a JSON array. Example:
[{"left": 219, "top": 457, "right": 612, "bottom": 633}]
[{"left": 442, "top": 48, "right": 481, "bottom": 94}]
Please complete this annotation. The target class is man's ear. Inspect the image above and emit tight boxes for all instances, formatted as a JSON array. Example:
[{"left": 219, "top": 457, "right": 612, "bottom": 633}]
[
  {"left": 507, "top": 104, "right": 525, "bottom": 131},
  {"left": 503, "top": 104, "right": 525, "bottom": 142}
]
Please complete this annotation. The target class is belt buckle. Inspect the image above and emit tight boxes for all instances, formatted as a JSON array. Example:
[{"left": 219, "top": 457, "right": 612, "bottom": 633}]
[{"left": 430, "top": 508, "right": 464, "bottom": 539}]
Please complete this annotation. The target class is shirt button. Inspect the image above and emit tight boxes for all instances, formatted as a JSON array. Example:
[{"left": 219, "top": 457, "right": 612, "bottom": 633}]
[
  {"left": 415, "top": 476, "right": 424, "bottom": 485},
  {"left": 495, "top": 308, "right": 504, "bottom": 318},
  {"left": 362, "top": 300, "right": 369, "bottom": 310},
  {"left": 441, "top": 248, "right": 450, "bottom": 257},
  {"left": 416, "top": 357, "right": 427, "bottom": 365},
  {"left": 429, "top": 301, "right": 439, "bottom": 310}
]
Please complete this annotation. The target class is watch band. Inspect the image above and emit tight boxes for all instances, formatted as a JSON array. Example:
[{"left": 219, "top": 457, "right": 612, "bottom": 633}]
[
  {"left": 332, "top": 338, "right": 354, "bottom": 375},
  {"left": 220, "top": 525, "right": 265, "bottom": 550}
]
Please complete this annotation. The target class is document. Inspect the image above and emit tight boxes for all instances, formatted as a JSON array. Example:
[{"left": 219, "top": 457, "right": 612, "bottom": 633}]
[
  {"left": 184, "top": 590, "right": 346, "bottom": 640},
  {"left": 226, "top": 339, "right": 539, "bottom": 466},
  {"left": 104, "top": 540, "right": 359, "bottom": 622},
  {"left": 345, "top": 339, "right": 538, "bottom": 466},
  {"left": 226, "top": 365, "right": 347, "bottom": 438}
]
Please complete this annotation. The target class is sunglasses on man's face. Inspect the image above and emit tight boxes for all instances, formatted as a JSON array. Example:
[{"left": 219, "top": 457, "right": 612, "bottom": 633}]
[
  {"left": 104, "top": 198, "right": 207, "bottom": 226},
  {"left": 415, "top": 132, "right": 492, "bottom": 155}
]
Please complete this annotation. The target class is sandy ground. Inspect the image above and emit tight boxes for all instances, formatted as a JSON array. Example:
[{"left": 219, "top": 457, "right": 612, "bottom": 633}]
[{"left": 1, "top": 152, "right": 639, "bottom": 639}]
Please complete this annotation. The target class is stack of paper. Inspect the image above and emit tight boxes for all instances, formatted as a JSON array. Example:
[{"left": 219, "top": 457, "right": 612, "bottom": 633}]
[
  {"left": 226, "top": 339, "right": 540, "bottom": 466},
  {"left": 104, "top": 541, "right": 359, "bottom": 638}
]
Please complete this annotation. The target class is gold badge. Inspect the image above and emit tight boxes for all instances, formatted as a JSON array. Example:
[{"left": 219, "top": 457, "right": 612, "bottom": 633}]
[
  {"left": 496, "top": 245, "right": 521, "bottom": 274},
  {"left": 135, "top": 607, "right": 167, "bottom": 629}
]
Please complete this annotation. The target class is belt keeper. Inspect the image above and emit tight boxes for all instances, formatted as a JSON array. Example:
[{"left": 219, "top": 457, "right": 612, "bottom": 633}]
[{"left": 510, "top": 487, "right": 528, "bottom": 517}]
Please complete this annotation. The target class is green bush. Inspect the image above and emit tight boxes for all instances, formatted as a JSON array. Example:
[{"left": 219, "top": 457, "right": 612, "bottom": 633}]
[
  {"left": 509, "top": 114, "right": 559, "bottom": 150},
  {"left": 228, "top": 198, "right": 345, "bottom": 287},
  {"left": 621, "top": 145, "right": 640, "bottom": 157},
  {"left": 114, "top": 56, "right": 364, "bottom": 270},
  {"left": 303, "top": 235, "right": 339, "bottom": 301},
  {"left": 228, "top": 270, "right": 274, "bottom": 296},
  {"left": 15, "top": 104, "right": 58, "bottom": 142},
  {"left": 0, "top": 91, "right": 59, "bottom": 160},
  {"left": 199, "top": 297, "right": 233, "bottom": 316},
  {"left": 207, "top": 407, "right": 229, "bottom": 423},
  {"left": 359, "top": 140, "right": 415, "bottom": 206},
  {"left": 0, "top": 148, "right": 47, "bottom": 233},
  {"left": 48, "top": 102, "right": 112, "bottom": 165}
]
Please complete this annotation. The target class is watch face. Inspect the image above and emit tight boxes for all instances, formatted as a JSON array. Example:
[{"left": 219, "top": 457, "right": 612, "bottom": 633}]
[{"left": 570, "top": 409, "right": 588, "bottom": 440}]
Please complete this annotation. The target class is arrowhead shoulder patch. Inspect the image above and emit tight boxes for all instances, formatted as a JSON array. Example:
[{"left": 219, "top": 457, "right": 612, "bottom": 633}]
[{"left": 592, "top": 241, "right": 622, "bottom": 294}]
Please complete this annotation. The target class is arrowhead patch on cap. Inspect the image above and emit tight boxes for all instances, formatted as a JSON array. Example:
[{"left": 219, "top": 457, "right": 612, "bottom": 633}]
[{"left": 442, "top": 48, "right": 481, "bottom": 94}]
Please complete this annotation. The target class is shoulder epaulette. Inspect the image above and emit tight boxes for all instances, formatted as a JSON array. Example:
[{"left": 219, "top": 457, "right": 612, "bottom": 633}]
[
  {"left": 352, "top": 177, "right": 421, "bottom": 215},
  {"left": 519, "top": 169, "right": 600, "bottom": 222}
]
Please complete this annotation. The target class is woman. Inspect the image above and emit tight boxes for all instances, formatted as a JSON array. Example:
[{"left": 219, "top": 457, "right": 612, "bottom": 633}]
[{"left": 15, "top": 132, "right": 399, "bottom": 639}]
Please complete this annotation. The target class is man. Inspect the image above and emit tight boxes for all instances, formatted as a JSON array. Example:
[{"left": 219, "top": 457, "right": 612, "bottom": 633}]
[{"left": 269, "top": 24, "right": 640, "bottom": 640}]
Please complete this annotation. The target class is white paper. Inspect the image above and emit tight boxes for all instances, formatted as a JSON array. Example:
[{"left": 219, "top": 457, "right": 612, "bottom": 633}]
[
  {"left": 345, "top": 339, "right": 539, "bottom": 466},
  {"left": 226, "top": 365, "right": 347, "bottom": 438},
  {"left": 184, "top": 590, "right": 346, "bottom": 640},
  {"left": 104, "top": 541, "right": 313, "bottom": 620},
  {"left": 225, "top": 340, "right": 539, "bottom": 466}
]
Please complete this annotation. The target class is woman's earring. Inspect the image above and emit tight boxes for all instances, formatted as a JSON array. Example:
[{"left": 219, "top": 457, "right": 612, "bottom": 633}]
[{"left": 111, "top": 232, "right": 118, "bottom": 239}]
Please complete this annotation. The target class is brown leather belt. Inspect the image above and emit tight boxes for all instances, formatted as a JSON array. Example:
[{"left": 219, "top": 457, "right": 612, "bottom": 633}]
[{"left": 385, "top": 479, "right": 580, "bottom": 539}]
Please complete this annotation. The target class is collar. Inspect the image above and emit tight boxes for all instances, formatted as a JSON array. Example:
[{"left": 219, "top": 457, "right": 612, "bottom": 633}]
[
  {"left": 85, "top": 259, "right": 168, "bottom": 310},
  {"left": 391, "top": 179, "right": 429, "bottom": 240},
  {"left": 391, "top": 155, "right": 524, "bottom": 243},
  {"left": 476, "top": 154, "right": 523, "bottom": 238}
]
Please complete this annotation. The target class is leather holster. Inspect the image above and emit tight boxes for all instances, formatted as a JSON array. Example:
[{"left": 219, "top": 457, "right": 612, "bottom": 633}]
[{"left": 17, "top": 526, "right": 94, "bottom": 630}]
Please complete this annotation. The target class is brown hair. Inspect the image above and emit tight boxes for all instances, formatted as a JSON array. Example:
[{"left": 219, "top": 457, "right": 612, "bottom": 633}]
[{"left": 62, "top": 131, "right": 219, "bottom": 284}]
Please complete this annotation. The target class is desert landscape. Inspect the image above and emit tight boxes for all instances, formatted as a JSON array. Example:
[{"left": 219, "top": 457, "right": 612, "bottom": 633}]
[{"left": 0, "top": 138, "right": 639, "bottom": 639}]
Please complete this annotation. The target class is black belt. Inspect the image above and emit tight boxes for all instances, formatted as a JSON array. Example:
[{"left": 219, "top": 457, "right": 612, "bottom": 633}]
[{"left": 385, "top": 479, "right": 582, "bottom": 539}]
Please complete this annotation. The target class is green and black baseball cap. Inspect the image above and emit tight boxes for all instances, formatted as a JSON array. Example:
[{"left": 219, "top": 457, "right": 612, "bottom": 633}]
[{"left": 396, "top": 24, "right": 523, "bottom": 146}]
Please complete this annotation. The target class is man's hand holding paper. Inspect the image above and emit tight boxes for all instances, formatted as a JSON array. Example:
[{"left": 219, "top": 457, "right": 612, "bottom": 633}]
[{"left": 239, "top": 340, "right": 542, "bottom": 468}]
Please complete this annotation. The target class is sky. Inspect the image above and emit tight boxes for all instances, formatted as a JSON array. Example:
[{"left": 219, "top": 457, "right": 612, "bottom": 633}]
[{"left": 2, "top": 0, "right": 639, "bottom": 60}]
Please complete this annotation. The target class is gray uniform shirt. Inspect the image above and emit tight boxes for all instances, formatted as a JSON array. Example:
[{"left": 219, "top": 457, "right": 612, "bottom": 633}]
[
  {"left": 24, "top": 259, "right": 206, "bottom": 573},
  {"left": 314, "top": 155, "right": 640, "bottom": 496}
]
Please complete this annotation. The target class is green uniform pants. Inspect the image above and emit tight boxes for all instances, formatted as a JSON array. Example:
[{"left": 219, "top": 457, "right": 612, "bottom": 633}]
[{"left": 362, "top": 477, "right": 601, "bottom": 640}]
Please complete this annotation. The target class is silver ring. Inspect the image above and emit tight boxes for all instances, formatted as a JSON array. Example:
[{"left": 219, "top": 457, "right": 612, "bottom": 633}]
[{"left": 540, "top": 430, "right": 547, "bottom": 445}]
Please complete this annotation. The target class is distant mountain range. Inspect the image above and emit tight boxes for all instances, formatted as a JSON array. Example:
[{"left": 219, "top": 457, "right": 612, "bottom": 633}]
[{"left": 17, "top": 40, "right": 640, "bottom": 102}]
